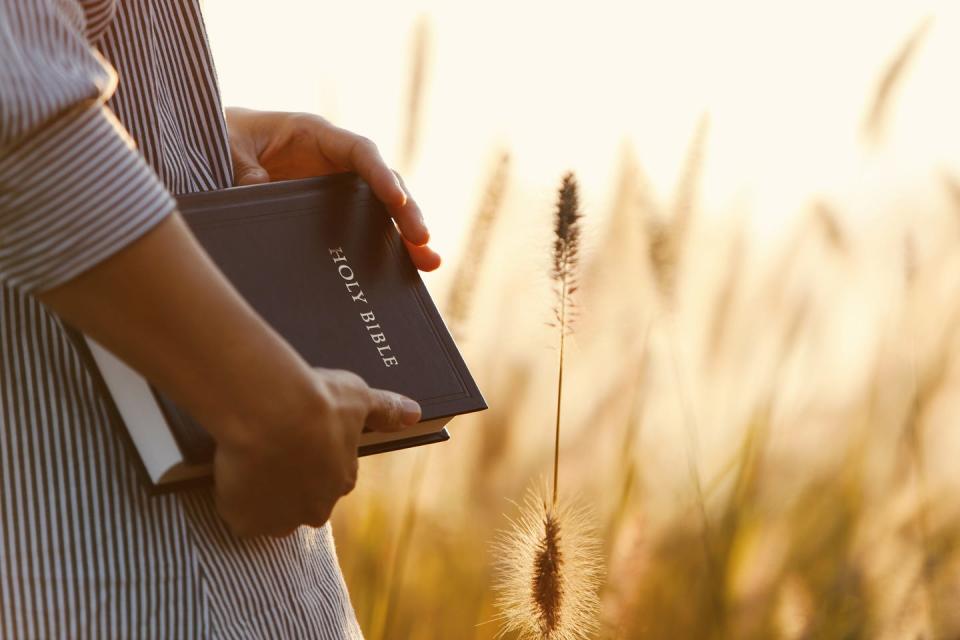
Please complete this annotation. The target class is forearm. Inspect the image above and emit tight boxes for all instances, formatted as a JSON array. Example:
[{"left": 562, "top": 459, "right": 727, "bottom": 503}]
[{"left": 37, "top": 211, "right": 318, "bottom": 445}]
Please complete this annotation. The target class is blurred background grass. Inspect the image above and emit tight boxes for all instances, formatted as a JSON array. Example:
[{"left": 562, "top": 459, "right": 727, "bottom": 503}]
[{"left": 206, "top": 1, "right": 960, "bottom": 637}]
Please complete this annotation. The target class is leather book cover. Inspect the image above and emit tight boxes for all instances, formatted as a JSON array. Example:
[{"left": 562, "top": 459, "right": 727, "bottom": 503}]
[
  {"left": 165, "top": 173, "right": 486, "bottom": 461},
  {"left": 65, "top": 173, "right": 485, "bottom": 491}
]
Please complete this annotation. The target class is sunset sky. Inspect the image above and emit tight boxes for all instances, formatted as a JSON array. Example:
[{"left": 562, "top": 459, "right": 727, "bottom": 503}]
[{"left": 204, "top": 1, "right": 960, "bottom": 265}]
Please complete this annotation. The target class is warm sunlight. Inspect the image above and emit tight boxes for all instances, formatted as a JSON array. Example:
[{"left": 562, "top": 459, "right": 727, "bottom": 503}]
[
  {"left": 8, "top": 0, "right": 959, "bottom": 637},
  {"left": 198, "top": 4, "right": 960, "bottom": 637},
  {"left": 205, "top": 0, "right": 960, "bottom": 255}
]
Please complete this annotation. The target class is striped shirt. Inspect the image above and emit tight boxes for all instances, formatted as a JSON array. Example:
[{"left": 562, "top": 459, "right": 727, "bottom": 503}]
[{"left": 0, "top": 1, "right": 364, "bottom": 637}]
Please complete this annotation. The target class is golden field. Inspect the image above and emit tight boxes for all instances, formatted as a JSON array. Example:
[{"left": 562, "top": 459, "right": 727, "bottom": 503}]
[{"left": 205, "top": 3, "right": 960, "bottom": 637}]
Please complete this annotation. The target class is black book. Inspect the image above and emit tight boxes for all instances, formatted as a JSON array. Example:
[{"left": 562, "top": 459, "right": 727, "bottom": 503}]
[{"left": 65, "top": 174, "right": 485, "bottom": 492}]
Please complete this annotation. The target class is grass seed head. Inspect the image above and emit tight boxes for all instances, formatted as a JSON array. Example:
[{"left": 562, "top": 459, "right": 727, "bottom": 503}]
[
  {"left": 493, "top": 488, "right": 603, "bottom": 640},
  {"left": 552, "top": 172, "right": 583, "bottom": 332}
]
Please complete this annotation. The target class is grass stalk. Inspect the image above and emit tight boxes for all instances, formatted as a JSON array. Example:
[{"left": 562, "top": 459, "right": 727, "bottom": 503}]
[
  {"left": 863, "top": 17, "right": 933, "bottom": 145},
  {"left": 369, "top": 450, "right": 430, "bottom": 640},
  {"left": 664, "top": 319, "right": 724, "bottom": 628},
  {"left": 552, "top": 285, "right": 565, "bottom": 506},
  {"left": 399, "top": 15, "right": 431, "bottom": 173}
]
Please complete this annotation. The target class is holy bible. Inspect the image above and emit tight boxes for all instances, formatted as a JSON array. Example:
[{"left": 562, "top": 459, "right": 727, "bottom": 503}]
[{"left": 64, "top": 174, "right": 485, "bottom": 492}]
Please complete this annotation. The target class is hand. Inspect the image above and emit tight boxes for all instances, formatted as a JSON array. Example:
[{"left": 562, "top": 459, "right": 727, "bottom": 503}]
[
  {"left": 38, "top": 210, "right": 422, "bottom": 537},
  {"left": 213, "top": 368, "right": 421, "bottom": 538},
  {"left": 225, "top": 107, "right": 441, "bottom": 272}
]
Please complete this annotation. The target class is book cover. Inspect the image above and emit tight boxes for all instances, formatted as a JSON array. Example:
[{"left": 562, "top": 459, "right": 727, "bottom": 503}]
[{"left": 65, "top": 174, "right": 486, "bottom": 492}]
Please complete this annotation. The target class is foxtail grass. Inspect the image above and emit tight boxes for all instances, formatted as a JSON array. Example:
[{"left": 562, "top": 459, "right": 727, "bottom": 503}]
[
  {"left": 493, "top": 489, "right": 602, "bottom": 640},
  {"left": 446, "top": 151, "right": 511, "bottom": 338},
  {"left": 399, "top": 15, "right": 431, "bottom": 173},
  {"left": 368, "top": 451, "right": 431, "bottom": 640},
  {"left": 645, "top": 118, "right": 722, "bottom": 625},
  {"left": 647, "top": 115, "right": 709, "bottom": 302},
  {"left": 863, "top": 17, "right": 932, "bottom": 145},
  {"left": 582, "top": 141, "right": 654, "bottom": 295},
  {"left": 705, "top": 226, "right": 746, "bottom": 367},
  {"left": 941, "top": 172, "right": 960, "bottom": 234},
  {"left": 549, "top": 172, "right": 582, "bottom": 504},
  {"left": 367, "top": 23, "right": 434, "bottom": 636},
  {"left": 811, "top": 200, "right": 850, "bottom": 255},
  {"left": 492, "top": 173, "right": 601, "bottom": 639}
]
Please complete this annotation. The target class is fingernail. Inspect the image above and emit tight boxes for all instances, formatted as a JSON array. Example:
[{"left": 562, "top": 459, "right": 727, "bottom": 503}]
[{"left": 399, "top": 398, "right": 421, "bottom": 425}]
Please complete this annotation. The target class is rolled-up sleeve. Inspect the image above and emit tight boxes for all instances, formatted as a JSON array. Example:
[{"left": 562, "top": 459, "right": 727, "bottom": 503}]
[{"left": 0, "top": 0, "right": 174, "bottom": 294}]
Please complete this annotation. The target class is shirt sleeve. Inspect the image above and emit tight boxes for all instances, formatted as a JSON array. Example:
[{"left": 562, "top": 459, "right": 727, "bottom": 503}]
[{"left": 0, "top": 0, "right": 175, "bottom": 294}]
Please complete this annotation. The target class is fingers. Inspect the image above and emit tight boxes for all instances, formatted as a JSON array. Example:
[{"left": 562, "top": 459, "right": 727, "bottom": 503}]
[
  {"left": 231, "top": 138, "right": 270, "bottom": 186},
  {"left": 312, "top": 121, "right": 431, "bottom": 246},
  {"left": 404, "top": 238, "right": 442, "bottom": 272},
  {"left": 321, "top": 369, "right": 420, "bottom": 432},
  {"left": 348, "top": 137, "right": 408, "bottom": 211},
  {"left": 384, "top": 172, "right": 430, "bottom": 247},
  {"left": 364, "top": 387, "right": 421, "bottom": 432}
]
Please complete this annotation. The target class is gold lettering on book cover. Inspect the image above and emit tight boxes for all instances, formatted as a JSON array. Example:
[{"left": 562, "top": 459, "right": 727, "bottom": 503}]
[{"left": 329, "top": 247, "right": 398, "bottom": 368}]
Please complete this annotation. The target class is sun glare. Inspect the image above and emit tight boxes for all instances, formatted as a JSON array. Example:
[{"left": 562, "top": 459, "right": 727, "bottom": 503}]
[
  {"left": 200, "top": 3, "right": 960, "bottom": 638},
  {"left": 205, "top": 0, "right": 959, "bottom": 256}
]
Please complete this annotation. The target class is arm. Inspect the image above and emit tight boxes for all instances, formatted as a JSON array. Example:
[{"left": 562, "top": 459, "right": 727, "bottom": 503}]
[
  {"left": 1, "top": 1, "right": 417, "bottom": 536},
  {"left": 40, "top": 212, "right": 419, "bottom": 536}
]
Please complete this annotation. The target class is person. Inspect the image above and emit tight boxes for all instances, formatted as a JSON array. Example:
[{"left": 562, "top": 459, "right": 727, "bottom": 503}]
[{"left": 0, "top": 1, "right": 441, "bottom": 637}]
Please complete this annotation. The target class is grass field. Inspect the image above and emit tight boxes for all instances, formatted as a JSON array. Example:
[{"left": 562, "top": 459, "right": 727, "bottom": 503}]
[{"left": 208, "top": 3, "right": 960, "bottom": 637}]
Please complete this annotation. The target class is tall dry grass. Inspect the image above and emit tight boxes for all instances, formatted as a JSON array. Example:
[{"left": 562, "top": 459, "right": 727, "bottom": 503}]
[
  {"left": 330, "top": 16, "right": 960, "bottom": 640},
  {"left": 491, "top": 172, "right": 603, "bottom": 640},
  {"left": 397, "top": 15, "right": 431, "bottom": 174}
]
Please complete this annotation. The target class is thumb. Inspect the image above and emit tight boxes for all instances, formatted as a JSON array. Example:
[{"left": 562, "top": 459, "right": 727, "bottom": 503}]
[
  {"left": 232, "top": 144, "right": 270, "bottom": 186},
  {"left": 364, "top": 389, "right": 421, "bottom": 432}
]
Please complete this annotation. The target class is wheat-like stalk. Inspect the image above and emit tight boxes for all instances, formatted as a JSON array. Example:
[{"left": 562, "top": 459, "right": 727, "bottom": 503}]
[
  {"left": 648, "top": 115, "right": 709, "bottom": 303},
  {"left": 811, "top": 200, "right": 849, "bottom": 255},
  {"left": 582, "top": 141, "right": 655, "bottom": 295},
  {"left": 399, "top": 15, "right": 431, "bottom": 173},
  {"left": 550, "top": 172, "right": 582, "bottom": 504},
  {"left": 706, "top": 225, "right": 746, "bottom": 366},
  {"left": 368, "top": 451, "right": 430, "bottom": 640},
  {"left": 445, "top": 151, "right": 511, "bottom": 338},
  {"left": 492, "top": 489, "right": 602, "bottom": 640},
  {"left": 863, "top": 17, "right": 932, "bottom": 145},
  {"left": 941, "top": 172, "right": 960, "bottom": 235},
  {"left": 492, "top": 173, "right": 602, "bottom": 639}
]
